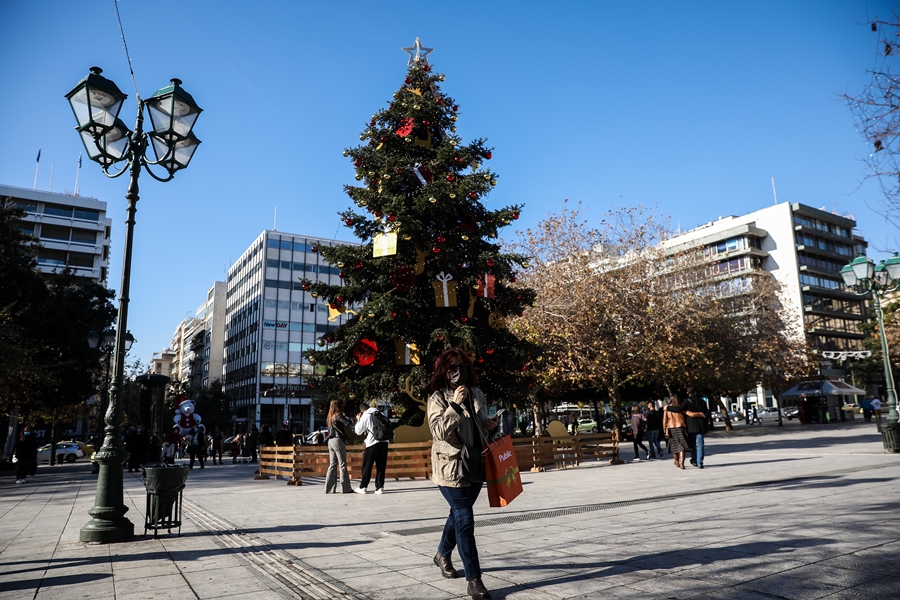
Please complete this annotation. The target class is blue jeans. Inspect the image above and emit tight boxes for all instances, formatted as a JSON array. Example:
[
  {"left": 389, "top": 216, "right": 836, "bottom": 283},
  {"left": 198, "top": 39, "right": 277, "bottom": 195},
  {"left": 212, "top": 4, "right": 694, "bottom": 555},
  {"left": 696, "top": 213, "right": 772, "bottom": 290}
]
[
  {"left": 438, "top": 484, "right": 482, "bottom": 581},
  {"left": 689, "top": 433, "right": 705, "bottom": 466},
  {"left": 647, "top": 430, "right": 662, "bottom": 457}
]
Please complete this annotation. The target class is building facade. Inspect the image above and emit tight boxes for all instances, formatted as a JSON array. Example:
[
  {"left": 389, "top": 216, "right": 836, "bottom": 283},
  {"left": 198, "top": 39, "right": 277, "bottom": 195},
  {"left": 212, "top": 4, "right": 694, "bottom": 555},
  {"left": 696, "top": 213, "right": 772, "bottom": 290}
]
[
  {"left": 199, "top": 281, "right": 227, "bottom": 389},
  {"left": 664, "top": 202, "right": 868, "bottom": 380},
  {"left": 224, "top": 230, "right": 352, "bottom": 435},
  {"left": 3, "top": 183, "right": 111, "bottom": 284}
]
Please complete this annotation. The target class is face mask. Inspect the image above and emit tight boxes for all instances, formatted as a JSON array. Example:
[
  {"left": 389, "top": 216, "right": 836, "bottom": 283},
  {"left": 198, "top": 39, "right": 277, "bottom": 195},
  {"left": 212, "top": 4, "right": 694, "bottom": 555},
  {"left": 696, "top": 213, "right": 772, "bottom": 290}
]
[
  {"left": 449, "top": 368, "right": 467, "bottom": 387},
  {"left": 23, "top": 431, "right": 31, "bottom": 436}
]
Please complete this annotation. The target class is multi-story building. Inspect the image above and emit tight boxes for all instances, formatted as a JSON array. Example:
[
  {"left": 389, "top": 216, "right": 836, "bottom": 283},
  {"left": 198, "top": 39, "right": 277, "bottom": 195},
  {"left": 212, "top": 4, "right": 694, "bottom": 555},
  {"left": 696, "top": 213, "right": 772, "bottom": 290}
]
[
  {"left": 150, "top": 349, "right": 176, "bottom": 380},
  {"left": 664, "top": 202, "right": 868, "bottom": 383},
  {"left": 198, "top": 281, "right": 227, "bottom": 388},
  {"left": 169, "top": 316, "right": 203, "bottom": 391},
  {"left": 2, "top": 183, "right": 111, "bottom": 284},
  {"left": 225, "top": 230, "right": 352, "bottom": 435}
]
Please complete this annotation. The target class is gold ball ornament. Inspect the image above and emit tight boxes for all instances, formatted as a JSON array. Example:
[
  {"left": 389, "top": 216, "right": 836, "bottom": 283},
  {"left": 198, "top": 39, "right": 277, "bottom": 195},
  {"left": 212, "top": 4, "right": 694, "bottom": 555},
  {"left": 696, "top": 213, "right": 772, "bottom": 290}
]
[
  {"left": 383, "top": 174, "right": 391, "bottom": 180},
  {"left": 449, "top": 139, "right": 457, "bottom": 146},
  {"left": 337, "top": 262, "right": 345, "bottom": 268},
  {"left": 343, "top": 150, "right": 350, "bottom": 157},
  {"left": 413, "top": 105, "right": 420, "bottom": 110},
  {"left": 523, "top": 262, "right": 531, "bottom": 268},
  {"left": 349, "top": 393, "right": 356, "bottom": 400},
  {"left": 355, "top": 174, "right": 363, "bottom": 181},
  {"left": 462, "top": 235, "right": 469, "bottom": 241},
  {"left": 340, "top": 362, "right": 349, "bottom": 368},
  {"left": 311, "top": 291, "right": 319, "bottom": 298},
  {"left": 406, "top": 136, "right": 413, "bottom": 143},
  {"left": 359, "top": 134, "right": 366, "bottom": 140},
  {"left": 451, "top": 115, "right": 458, "bottom": 122},
  {"left": 439, "top": 74, "right": 445, "bottom": 81},
  {"left": 449, "top": 193, "right": 457, "bottom": 199},
  {"left": 368, "top": 312, "right": 375, "bottom": 318},
  {"left": 402, "top": 234, "right": 412, "bottom": 240},
  {"left": 450, "top": 127, "right": 457, "bottom": 133},
  {"left": 429, "top": 197, "right": 437, "bottom": 203},
  {"left": 484, "top": 174, "right": 491, "bottom": 180},
  {"left": 490, "top": 179, "right": 497, "bottom": 186}
]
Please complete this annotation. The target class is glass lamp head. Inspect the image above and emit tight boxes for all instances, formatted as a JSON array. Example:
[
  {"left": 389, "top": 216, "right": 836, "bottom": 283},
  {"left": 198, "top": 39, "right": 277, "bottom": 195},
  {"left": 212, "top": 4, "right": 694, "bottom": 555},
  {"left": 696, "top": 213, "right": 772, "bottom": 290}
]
[
  {"left": 875, "top": 262, "right": 889, "bottom": 287},
  {"left": 840, "top": 263, "right": 857, "bottom": 287},
  {"left": 849, "top": 254, "right": 874, "bottom": 283},
  {"left": 884, "top": 252, "right": 900, "bottom": 282},
  {"left": 65, "top": 67, "right": 127, "bottom": 137},
  {"left": 144, "top": 78, "right": 202, "bottom": 144},
  {"left": 87, "top": 330, "right": 100, "bottom": 349},
  {"left": 124, "top": 331, "right": 136, "bottom": 351}
]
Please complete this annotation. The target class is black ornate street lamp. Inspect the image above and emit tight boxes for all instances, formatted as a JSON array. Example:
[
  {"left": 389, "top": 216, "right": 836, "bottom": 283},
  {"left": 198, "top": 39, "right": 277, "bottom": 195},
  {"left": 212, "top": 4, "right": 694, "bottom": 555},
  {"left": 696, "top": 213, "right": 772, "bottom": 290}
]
[
  {"left": 67, "top": 67, "right": 201, "bottom": 543},
  {"left": 841, "top": 253, "right": 900, "bottom": 452}
]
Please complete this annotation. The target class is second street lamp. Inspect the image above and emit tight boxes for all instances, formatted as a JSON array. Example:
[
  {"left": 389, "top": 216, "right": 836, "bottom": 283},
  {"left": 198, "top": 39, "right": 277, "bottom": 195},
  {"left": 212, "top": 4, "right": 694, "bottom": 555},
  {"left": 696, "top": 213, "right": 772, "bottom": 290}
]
[
  {"left": 67, "top": 67, "right": 202, "bottom": 543},
  {"left": 840, "top": 253, "right": 900, "bottom": 453}
]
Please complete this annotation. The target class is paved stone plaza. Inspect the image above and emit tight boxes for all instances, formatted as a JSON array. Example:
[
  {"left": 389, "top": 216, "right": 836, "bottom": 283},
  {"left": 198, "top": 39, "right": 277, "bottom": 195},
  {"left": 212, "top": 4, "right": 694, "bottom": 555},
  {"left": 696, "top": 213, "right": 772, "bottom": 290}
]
[{"left": 1, "top": 420, "right": 899, "bottom": 600}]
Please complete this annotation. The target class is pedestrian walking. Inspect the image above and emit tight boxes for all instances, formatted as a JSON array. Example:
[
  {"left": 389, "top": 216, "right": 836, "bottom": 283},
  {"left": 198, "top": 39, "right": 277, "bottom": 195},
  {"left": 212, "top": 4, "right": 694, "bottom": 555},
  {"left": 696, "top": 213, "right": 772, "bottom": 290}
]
[
  {"left": 860, "top": 397, "right": 873, "bottom": 422},
  {"left": 275, "top": 423, "right": 293, "bottom": 447},
  {"left": 750, "top": 405, "right": 761, "bottom": 425},
  {"left": 872, "top": 397, "right": 883, "bottom": 422},
  {"left": 187, "top": 427, "right": 205, "bottom": 469},
  {"left": 668, "top": 388, "right": 711, "bottom": 468},
  {"left": 13, "top": 425, "right": 38, "bottom": 484},
  {"left": 324, "top": 399, "right": 353, "bottom": 494},
  {"left": 427, "top": 348, "right": 499, "bottom": 600},
  {"left": 247, "top": 426, "right": 260, "bottom": 463},
  {"left": 644, "top": 402, "right": 663, "bottom": 458},
  {"left": 663, "top": 396, "right": 689, "bottom": 469},
  {"left": 210, "top": 427, "right": 224, "bottom": 465},
  {"left": 259, "top": 425, "right": 274, "bottom": 448},
  {"left": 126, "top": 424, "right": 150, "bottom": 472},
  {"left": 163, "top": 426, "right": 181, "bottom": 465},
  {"left": 630, "top": 405, "right": 649, "bottom": 461},
  {"left": 231, "top": 433, "right": 242, "bottom": 464},
  {"left": 353, "top": 402, "right": 390, "bottom": 494}
]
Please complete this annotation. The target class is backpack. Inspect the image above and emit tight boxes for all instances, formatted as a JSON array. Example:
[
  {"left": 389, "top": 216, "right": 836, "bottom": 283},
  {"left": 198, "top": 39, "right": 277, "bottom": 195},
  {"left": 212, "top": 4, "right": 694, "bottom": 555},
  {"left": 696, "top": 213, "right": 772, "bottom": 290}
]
[{"left": 369, "top": 411, "right": 393, "bottom": 442}]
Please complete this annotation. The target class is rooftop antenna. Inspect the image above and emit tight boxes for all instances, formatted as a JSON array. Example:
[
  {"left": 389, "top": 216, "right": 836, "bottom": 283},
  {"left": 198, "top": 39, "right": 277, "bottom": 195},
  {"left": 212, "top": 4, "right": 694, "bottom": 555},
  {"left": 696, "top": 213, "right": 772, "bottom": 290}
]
[
  {"left": 273, "top": 206, "right": 277, "bottom": 231},
  {"left": 771, "top": 177, "right": 778, "bottom": 205}
]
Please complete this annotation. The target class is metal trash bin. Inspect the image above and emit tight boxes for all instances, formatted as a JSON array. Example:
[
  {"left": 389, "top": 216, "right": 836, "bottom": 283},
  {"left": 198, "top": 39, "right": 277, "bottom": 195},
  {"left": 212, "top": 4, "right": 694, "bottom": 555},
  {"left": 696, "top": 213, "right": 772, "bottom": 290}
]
[
  {"left": 878, "top": 422, "right": 900, "bottom": 454},
  {"left": 142, "top": 463, "right": 189, "bottom": 537}
]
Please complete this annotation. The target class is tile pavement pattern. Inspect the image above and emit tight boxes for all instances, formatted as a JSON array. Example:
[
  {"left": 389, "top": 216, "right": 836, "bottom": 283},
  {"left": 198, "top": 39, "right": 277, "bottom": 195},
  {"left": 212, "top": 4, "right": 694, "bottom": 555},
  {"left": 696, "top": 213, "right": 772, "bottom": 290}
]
[{"left": 1, "top": 420, "right": 899, "bottom": 599}]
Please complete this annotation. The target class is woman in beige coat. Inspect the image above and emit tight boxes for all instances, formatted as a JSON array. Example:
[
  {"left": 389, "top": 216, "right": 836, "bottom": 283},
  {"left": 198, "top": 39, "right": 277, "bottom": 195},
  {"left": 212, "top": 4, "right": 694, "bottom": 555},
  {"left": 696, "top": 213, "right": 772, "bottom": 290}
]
[{"left": 427, "top": 348, "right": 497, "bottom": 600}]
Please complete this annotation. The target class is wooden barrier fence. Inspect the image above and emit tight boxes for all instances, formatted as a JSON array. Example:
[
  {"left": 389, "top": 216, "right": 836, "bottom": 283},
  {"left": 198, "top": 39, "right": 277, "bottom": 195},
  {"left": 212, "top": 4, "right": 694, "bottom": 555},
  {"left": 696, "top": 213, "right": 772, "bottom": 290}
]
[{"left": 257, "top": 433, "right": 618, "bottom": 485}]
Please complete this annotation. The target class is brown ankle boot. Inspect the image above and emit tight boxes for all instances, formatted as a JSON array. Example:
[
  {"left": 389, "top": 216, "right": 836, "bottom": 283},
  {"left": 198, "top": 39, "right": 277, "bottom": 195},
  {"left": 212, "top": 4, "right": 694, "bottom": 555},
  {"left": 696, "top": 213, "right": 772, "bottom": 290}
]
[
  {"left": 467, "top": 578, "right": 491, "bottom": 599},
  {"left": 433, "top": 553, "right": 458, "bottom": 579}
]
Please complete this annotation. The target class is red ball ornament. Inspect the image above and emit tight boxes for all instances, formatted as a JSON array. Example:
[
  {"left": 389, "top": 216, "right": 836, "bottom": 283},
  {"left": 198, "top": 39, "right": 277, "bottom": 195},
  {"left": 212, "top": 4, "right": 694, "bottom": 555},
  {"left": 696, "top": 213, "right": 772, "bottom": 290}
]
[
  {"left": 452, "top": 105, "right": 459, "bottom": 112},
  {"left": 355, "top": 262, "right": 363, "bottom": 269},
  {"left": 468, "top": 192, "right": 477, "bottom": 199},
  {"left": 345, "top": 219, "right": 354, "bottom": 226},
  {"left": 395, "top": 168, "right": 403, "bottom": 174},
  {"left": 380, "top": 136, "right": 387, "bottom": 142},
  {"left": 486, "top": 259, "right": 494, "bottom": 267},
  {"left": 518, "top": 311, "right": 524, "bottom": 317},
  {"left": 339, "top": 272, "right": 345, "bottom": 279},
  {"left": 370, "top": 119, "right": 375, "bottom": 126},
  {"left": 422, "top": 119, "right": 430, "bottom": 126},
  {"left": 486, "top": 347, "right": 495, "bottom": 355},
  {"left": 477, "top": 358, "right": 484, "bottom": 363},
  {"left": 437, "top": 98, "right": 444, "bottom": 105},
  {"left": 353, "top": 339, "right": 378, "bottom": 366},
  {"left": 437, "top": 235, "right": 446, "bottom": 243},
  {"left": 329, "top": 303, "right": 337, "bottom": 309},
  {"left": 460, "top": 317, "right": 468, "bottom": 323},
  {"left": 484, "top": 151, "right": 493, "bottom": 159},
  {"left": 405, "top": 77, "right": 411, "bottom": 84},
  {"left": 309, "top": 383, "right": 316, "bottom": 390},
  {"left": 336, "top": 296, "right": 344, "bottom": 303},
  {"left": 516, "top": 294, "right": 522, "bottom": 299},
  {"left": 374, "top": 211, "right": 383, "bottom": 217},
  {"left": 354, "top": 159, "right": 361, "bottom": 167},
  {"left": 424, "top": 65, "right": 431, "bottom": 72},
  {"left": 388, "top": 214, "right": 396, "bottom": 222},
  {"left": 446, "top": 175, "right": 455, "bottom": 182},
  {"left": 454, "top": 156, "right": 462, "bottom": 163},
  {"left": 432, "top": 247, "right": 441, "bottom": 254},
  {"left": 310, "top": 245, "right": 318, "bottom": 252},
  {"left": 301, "top": 282, "right": 309, "bottom": 291},
  {"left": 512, "top": 212, "right": 520, "bottom": 220},
  {"left": 437, "top": 334, "right": 445, "bottom": 341},
  {"left": 391, "top": 311, "right": 397, "bottom": 318}
]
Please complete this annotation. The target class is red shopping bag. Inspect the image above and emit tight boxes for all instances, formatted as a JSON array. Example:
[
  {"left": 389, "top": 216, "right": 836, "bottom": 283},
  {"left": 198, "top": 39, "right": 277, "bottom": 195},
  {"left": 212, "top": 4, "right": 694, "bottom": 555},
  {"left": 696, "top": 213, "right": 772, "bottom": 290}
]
[{"left": 483, "top": 434, "right": 522, "bottom": 507}]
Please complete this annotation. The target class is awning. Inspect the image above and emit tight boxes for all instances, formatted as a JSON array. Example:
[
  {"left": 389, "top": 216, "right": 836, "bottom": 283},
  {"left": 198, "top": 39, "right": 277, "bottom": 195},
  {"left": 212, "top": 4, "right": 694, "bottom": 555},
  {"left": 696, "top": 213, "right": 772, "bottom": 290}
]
[{"left": 780, "top": 380, "right": 866, "bottom": 398}]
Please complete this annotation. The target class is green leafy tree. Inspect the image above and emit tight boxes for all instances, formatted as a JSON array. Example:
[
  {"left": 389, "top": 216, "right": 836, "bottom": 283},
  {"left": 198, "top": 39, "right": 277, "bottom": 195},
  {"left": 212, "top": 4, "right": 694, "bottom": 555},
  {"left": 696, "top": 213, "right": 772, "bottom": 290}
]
[{"left": 305, "top": 51, "right": 539, "bottom": 416}]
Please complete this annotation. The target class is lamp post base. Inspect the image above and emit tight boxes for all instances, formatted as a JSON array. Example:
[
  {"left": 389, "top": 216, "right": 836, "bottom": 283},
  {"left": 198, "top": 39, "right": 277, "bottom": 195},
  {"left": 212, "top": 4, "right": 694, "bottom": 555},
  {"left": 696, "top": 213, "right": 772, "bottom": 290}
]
[
  {"left": 878, "top": 422, "right": 900, "bottom": 453},
  {"left": 80, "top": 516, "right": 134, "bottom": 543}
]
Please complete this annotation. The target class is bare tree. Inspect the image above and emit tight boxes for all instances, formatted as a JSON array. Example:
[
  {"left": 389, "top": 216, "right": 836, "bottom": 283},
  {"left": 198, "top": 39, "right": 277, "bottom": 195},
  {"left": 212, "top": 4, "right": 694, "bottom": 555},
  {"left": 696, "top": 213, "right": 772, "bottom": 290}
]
[{"left": 844, "top": 13, "right": 900, "bottom": 230}]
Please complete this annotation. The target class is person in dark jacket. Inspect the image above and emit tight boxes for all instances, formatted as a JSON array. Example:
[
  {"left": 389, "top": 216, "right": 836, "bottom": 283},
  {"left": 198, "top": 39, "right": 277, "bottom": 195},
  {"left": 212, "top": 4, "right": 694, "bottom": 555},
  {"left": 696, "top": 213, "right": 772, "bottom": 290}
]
[
  {"left": 644, "top": 402, "right": 664, "bottom": 459},
  {"left": 667, "top": 389, "right": 711, "bottom": 468},
  {"left": 258, "top": 425, "right": 274, "bottom": 448},
  {"left": 630, "top": 405, "right": 649, "bottom": 461},
  {"left": 246, "top": 426, "right": 260, "bottom": 463},
  {"left": 275, "top": 423, "right": 293, "bottom": 446},
  {"left": 14, "top": 425, "right": 38, "bottom": 484},
  {"left": 324, "top": 399, "right": 353, "bottom": 494}
]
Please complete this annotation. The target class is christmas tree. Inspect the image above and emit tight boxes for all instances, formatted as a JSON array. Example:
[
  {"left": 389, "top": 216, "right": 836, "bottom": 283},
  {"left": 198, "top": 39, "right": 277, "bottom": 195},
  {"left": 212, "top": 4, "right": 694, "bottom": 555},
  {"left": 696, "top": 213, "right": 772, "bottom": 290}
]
[{"left": 304, "top": 38, "right": 538, "bottom": 418}]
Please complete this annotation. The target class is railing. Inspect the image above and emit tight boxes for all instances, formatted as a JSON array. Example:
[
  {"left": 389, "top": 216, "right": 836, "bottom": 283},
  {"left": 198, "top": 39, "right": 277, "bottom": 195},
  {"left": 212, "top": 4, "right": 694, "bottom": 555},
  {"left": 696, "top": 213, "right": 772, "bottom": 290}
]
[{"left": 256, "top": 433, "right": 618, "bottom": 485}]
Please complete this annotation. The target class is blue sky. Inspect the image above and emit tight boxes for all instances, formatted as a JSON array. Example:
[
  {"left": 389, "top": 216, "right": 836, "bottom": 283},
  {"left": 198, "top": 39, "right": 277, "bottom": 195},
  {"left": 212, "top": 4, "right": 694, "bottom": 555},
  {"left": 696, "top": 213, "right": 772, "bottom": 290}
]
[{"left": 0, "top": 1, "right": 895, "bottom": 368}]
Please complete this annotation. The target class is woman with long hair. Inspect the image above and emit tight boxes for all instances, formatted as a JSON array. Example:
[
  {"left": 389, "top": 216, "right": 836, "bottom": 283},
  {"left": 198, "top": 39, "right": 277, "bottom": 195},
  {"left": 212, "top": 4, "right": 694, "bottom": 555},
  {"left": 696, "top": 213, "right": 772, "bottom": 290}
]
[
  {"left": 664, "top": 395, "right": 690, "bottom": 469},
  {"left": 630, "top": 405, "right": 649, "bottom": 461},
  {"left": 325, "top": 399, "right": 353, "bottom": 494},
  {"left": 427, "top": 348, "right": 498, "bottom": 600}
]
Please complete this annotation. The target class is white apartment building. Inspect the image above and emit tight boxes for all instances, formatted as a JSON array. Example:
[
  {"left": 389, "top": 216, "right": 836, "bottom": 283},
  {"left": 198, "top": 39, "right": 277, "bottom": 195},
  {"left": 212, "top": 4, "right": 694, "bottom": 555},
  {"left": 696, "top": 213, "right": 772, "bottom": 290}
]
[
  {"left": 664, "top": 202, "right": 868, "bottom": 383},
  {"left": 3, "top": 183, "right": 111, "bottom": 284},
  {"left": 225, "top": 230, "right": 352, "bottom": 435},
  {"left": 199, "top": 281, "right": 227, "bottom": 388}
]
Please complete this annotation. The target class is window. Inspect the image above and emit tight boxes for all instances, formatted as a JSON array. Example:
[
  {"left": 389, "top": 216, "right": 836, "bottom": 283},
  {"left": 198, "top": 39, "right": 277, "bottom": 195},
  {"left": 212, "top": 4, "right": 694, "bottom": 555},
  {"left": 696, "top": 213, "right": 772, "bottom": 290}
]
[
  {"left": 70, "top": 228, "right": 97, "bottom": 244},
  {"left": 68, "top": 252, "right": 94, "bottom": 268},
  {"left": 37, "top": 249, "right": 67, "bottom": 266},
  {"left": 18, "top": 222, "right": 35, "bottom": 235},
  {"left": 14, "top": 200, "right": 37, "bottom": 213},
  {"left": 43, "top": 203, "right": 72, "bottom": 218},
  {"left": 40, "top": 224, "right": 70, "bottom": 241},
  {"left": 74, "top": 208, "right": 100, "bottom": 221}
]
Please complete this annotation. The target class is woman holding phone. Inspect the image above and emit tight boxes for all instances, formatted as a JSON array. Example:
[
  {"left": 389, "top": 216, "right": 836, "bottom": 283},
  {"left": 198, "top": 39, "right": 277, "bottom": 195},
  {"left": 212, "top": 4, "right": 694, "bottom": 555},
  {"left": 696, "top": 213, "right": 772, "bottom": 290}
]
[{"left": 427, "top": 348, "right": 498, "bottom": 600}]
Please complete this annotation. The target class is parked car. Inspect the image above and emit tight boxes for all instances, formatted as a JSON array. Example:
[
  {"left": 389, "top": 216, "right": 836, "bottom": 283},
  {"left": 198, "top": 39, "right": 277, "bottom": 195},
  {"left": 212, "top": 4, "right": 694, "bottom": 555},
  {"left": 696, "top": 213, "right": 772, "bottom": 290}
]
[
  {"left": 756, "top": 407, "right": 782, "bottom": 421},
  {"left": 784, "top": 406, "right": 799, "bottom": 420},
  {"left": 61, "top": 440, "right": 95, "bottom": 456},
  {"left": 304, "top": 429, "right": 330, "bottom": 445},
  {"left": 28, "top": 442, "right": 84, "bottom": 463},
  {"left": 575, "top": 418, "right": 599, "bottom": 434},
  {"left": 600, "top": 416, "right": 633, "bottom": 441},
  {"left": 712, "top": 411, "right": 742, "bottom": 423}
]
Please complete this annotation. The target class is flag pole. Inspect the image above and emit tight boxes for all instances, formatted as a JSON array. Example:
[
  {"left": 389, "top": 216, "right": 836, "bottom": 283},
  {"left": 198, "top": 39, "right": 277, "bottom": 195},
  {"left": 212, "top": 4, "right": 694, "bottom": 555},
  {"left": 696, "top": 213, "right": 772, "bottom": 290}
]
[
  {"left": 33, "top": 147, "right": 41, "bottom": 191},
  {"left": 74, "top": 152, "right": 82, "bottom": 197},
  {"left": 49, "top": 162, "right": 55, "bottom": 192}
]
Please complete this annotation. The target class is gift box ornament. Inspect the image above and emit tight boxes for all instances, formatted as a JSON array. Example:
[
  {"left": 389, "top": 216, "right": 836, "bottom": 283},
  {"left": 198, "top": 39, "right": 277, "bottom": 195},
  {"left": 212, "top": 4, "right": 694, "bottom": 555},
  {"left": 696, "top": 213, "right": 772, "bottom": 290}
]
[
  {"left": 477, "top": 273, "right": 496, "bottom": 298},
  {"left": 412, "top": 163, "right": 432, "bottom": 186},
  {"left": 396, "top": 117, "right": 415, "bottom": 137},
  {"left": 373, "top": 231, "right": 398, "bottom": 257},
  {"left": 394, "top": 339, "right": 420, "bottom": 365},
  {"left": 432, "top": 272, "right": 457, "bottom": 307}
]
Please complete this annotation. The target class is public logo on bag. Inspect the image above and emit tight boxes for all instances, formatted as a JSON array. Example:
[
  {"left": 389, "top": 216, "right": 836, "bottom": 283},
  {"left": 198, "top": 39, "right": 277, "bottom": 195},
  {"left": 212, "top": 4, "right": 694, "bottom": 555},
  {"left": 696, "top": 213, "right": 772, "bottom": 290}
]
[{"left": 499, "top": 450, "right": 513, "bottom": 462}]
